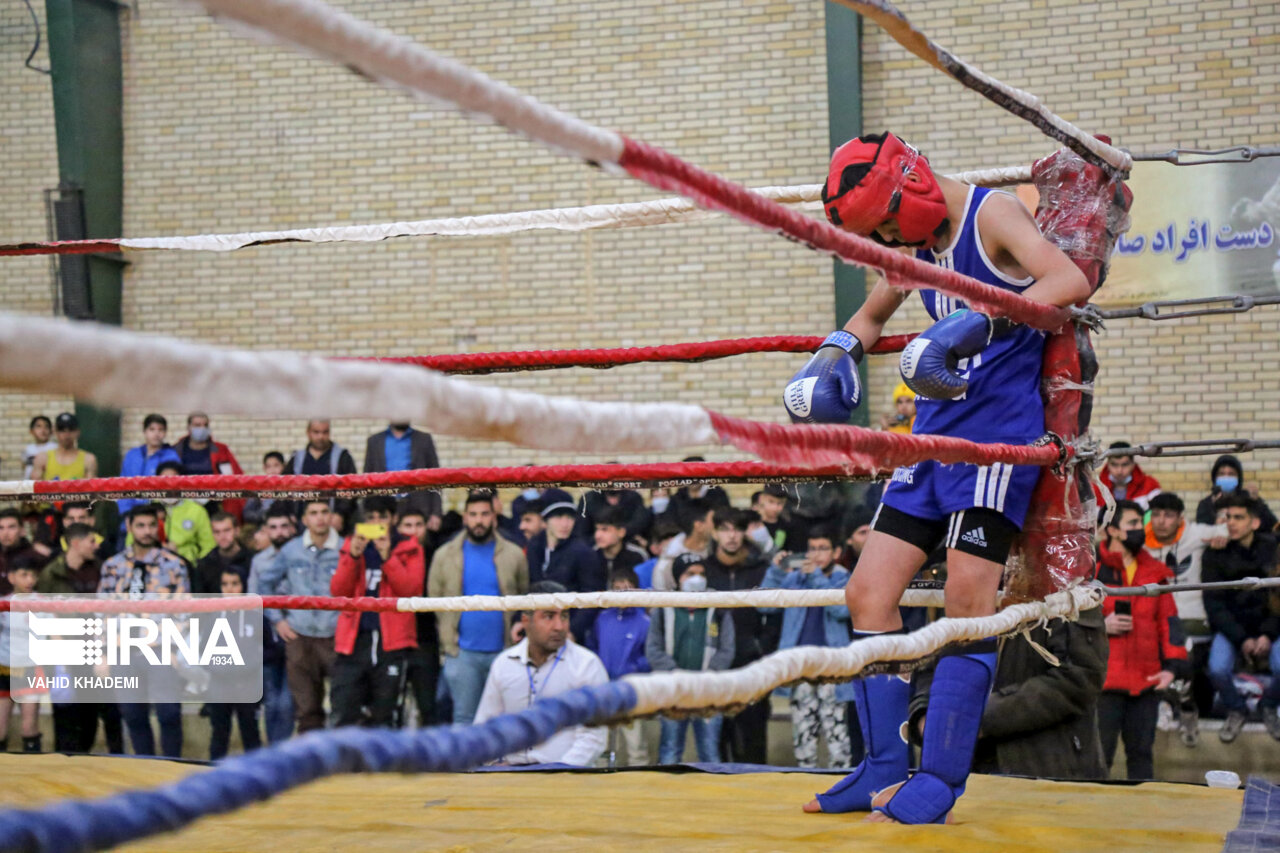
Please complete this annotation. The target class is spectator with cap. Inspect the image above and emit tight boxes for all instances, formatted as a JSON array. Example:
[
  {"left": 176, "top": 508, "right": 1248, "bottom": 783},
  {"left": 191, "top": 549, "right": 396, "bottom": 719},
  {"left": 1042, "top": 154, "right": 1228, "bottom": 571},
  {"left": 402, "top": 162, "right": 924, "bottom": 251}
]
[
  {"left": 474, "top": 580, "right": 610, "bottom": 766},
  {"left": 878, "top": 382, "right": 916, "bottom": 434},
  {"left": 249, "top": 503, "right": 297, "bottom": 743},
  {"left": 750, "top": 484, "right": 802, "bottom": 554},
  {"left": 648, "top": 553, "right": 735, "bottom": 763},
  {"left": 1195, "top": 454, "right": 1278, "bottom": 532},
  {"left": 254, "top": 499, "right": 343, "bottom": 733},
  {"left": 362, "top": 422, "right": 443, "bottom": 528},
  {"left": 173, "top": 412, "right": 245, "bottom": 521},
  {"left": 117, "top": 414, "right": 182, "bottom": 535},
  {"left": 330, "top": 496, "right": 425, "bottom": 728},
  {"left": 428, "top": 490, "right": 529, "bottom": 725},
  {"left": 527, "top": 490, "right": 602, "bottom": 641},
  {"left": 1095, "top": 441, "right": 1162, "bottom": 511},
  {"left": 1202, "top": 494, "right": 1280, "bottom": 743},
  {"left": 152, "top": 461, "right": 215, "bottom": 568},
  {"left": 21, "top": 415, "right": 55, "bottom": 480},
  {"left": 702, "top": 508, "right": 777, "bottom": 764},
  {"left": 1143, "top": 491, "right": 1226, "bottom": 746},
  {"left": 30, "top": 412, "right": 98, "bottom": 482},
  {"left": 288, "top": 420, "right": 358, "bottom": 534}
]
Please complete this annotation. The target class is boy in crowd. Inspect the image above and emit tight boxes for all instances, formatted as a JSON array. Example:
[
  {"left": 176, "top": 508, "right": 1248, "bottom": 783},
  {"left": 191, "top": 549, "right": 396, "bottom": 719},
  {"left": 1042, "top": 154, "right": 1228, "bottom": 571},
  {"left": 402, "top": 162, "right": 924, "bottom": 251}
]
[
  {"left": 207, "top": 568, "right": 264, "bottom": 760},
  {"left": 590, "top": 568, "right": 651, "bottom": 765},
  {"left": 1202, "top": 495, "right": 1280, "bottom": 742},
  {"left": 594, "top": 505, "right": 647, "bottom": 580},
  {"left": 0, "top": 556, "right": 43, "bottom": 752},
  {"left": 154, "top": 461, "right": 215, "bottom": 568},
  {"left": 761, "top": 527, "right": 853, "bottom": 768},
  {"left": 634, "top": 520, "right": 679, "bottom": 590},
  {"left": 702, "top": 508, "right": 776, "bottom": 764},
  {"left": 1143, "top": 492, "right": 1225, "bottom": 746},
  {"left": 648, "top": 553, "right": 735, "bottom": 763},
  {"left": 21, "top": 415, "right": 55, "bottom": 479}
]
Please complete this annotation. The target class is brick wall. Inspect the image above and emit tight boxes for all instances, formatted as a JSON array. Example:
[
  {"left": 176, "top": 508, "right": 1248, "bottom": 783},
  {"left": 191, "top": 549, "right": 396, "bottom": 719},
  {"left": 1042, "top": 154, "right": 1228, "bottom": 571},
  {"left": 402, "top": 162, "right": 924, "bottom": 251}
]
[{"left": 1, "top": 0, "right": 1277, "bottom": 511}]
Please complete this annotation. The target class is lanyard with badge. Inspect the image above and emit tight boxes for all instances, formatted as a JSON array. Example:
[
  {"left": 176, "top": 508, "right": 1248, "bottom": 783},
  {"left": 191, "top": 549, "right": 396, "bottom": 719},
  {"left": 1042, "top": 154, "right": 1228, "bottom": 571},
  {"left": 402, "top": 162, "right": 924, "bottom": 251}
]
[{"left": 526, "top": 646, "right": 565, "bottom": 706}]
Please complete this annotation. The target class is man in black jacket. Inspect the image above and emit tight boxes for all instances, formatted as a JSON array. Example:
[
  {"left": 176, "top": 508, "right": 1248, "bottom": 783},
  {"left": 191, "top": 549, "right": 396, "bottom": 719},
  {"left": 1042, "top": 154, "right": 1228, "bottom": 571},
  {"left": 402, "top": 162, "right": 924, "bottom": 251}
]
[
  {"left": 909, "top": 606, "right": 1109, "bottom": 779},
  {"left": 528, "top": 498, "right": 604, "bottom": 641},
  {"left": 1202, "top": 494, "right": 1280, "bottom": 741},
  {"left": 703, "top": 508, "right": 778, "bottom": 764}
]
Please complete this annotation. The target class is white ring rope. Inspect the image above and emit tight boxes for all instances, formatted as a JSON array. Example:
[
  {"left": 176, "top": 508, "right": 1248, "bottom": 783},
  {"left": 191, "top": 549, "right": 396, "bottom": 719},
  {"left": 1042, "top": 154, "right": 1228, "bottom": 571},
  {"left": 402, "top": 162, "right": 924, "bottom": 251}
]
[
  {"left": 623, "top": 585, "right": 1101, "bottom": 716},
  {"left": 393, "top": 587, "right": 946, "bottom": 613},
  {"left": 15, "top": 167, "right": 1031, "bottom": 255},
  {"left": 0, "top": 314, "right": 717, "bottom": 455}
]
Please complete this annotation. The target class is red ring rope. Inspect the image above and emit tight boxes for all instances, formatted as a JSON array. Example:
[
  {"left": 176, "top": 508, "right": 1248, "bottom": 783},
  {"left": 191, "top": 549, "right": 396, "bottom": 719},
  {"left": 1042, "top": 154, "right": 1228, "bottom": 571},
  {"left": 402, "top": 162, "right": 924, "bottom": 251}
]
[{"left": 358, "top": 333, "right": 916, "bottom": 375}]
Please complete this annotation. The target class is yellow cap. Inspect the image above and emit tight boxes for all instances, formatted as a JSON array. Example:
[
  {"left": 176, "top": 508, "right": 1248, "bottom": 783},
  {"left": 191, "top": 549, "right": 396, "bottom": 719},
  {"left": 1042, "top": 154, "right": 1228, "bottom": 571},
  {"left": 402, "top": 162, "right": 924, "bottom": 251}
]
[{"left": 892, "top": 382, "right": 916, "bottom": 401}]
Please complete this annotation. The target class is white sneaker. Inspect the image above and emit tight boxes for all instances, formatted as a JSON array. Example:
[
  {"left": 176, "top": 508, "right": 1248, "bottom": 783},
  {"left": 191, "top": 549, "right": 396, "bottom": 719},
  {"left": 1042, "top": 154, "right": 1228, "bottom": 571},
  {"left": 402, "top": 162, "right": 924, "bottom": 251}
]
[{"left": 1156, "top": 701, "right": 1178, "bottom": 732}]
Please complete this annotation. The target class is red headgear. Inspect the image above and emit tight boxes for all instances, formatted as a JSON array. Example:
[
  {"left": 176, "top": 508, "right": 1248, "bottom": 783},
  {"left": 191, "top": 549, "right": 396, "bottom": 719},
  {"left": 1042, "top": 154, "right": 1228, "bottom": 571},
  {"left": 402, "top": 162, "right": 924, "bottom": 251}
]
[{"left": 822, "top": 132, "right": 949, "bottom": 250}]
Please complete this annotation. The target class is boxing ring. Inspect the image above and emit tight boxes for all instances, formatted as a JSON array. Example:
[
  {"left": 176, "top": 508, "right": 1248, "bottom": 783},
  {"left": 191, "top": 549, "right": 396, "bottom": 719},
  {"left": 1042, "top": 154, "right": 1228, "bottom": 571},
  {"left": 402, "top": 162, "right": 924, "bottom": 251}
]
[{"left": 0, "top": 0, "right": 1278, "bottom": 849}]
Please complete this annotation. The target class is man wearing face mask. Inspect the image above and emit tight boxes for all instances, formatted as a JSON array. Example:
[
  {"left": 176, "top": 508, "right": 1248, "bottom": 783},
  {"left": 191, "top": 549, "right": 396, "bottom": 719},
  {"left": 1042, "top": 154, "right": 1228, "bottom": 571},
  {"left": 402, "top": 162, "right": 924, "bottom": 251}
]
[
  {"left": 648, "top": 553, "right": 736, "bottom": 763},
  {"left": 1195, "top": 454, "right": 1278, "bottom": 532},
  {"left": 1095, "top": 500, "right": 1188, "bottom": 780},
  {"left": 174, "top": 412, "right": 245, "bottom": 521},
  {"left": 1095, "top": 441, "right": 1163, "bottom": 511}
]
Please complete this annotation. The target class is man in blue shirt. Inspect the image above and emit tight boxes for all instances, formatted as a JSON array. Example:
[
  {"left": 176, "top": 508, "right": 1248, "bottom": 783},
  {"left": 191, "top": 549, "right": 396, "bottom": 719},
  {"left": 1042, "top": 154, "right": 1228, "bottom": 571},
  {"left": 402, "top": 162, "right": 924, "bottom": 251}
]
[
  {"left": 363, "top": 422, "right": 442, "bottom": 526},
  {"left": 116, "top": 414, "right": 181, "bottom": 531},
  {"left": 427, "top": 490, "right": 528, "bottom": 724}
]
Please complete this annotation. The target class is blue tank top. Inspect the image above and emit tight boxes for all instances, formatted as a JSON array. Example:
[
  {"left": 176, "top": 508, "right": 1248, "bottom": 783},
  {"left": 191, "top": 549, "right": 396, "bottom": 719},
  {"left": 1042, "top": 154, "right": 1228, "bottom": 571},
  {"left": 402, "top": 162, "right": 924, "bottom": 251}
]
[{"left": 911, "top": 185, "right": 1045, "bottom": 444}]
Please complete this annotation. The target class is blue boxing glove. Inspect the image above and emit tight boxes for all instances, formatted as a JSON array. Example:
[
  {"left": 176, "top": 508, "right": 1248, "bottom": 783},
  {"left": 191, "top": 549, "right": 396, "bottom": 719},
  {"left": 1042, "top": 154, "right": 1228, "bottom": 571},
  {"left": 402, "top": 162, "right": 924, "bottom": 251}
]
[
  {"left": 898, "top": 309, "right": 993, "bottom": 400},
  {"left": 782, "top": 331, "right": 863, "bottom": 423}
]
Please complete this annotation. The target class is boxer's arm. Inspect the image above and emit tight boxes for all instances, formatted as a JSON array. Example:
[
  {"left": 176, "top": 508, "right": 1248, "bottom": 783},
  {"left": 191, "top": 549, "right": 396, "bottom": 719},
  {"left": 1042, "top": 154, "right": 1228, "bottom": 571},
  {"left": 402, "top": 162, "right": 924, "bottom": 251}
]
[
  {"left": 843, "top": 268, "right": 911, "bottom": 350},
  {"left": 980, "top": 194, "right": 1090, "bottom": 308}
]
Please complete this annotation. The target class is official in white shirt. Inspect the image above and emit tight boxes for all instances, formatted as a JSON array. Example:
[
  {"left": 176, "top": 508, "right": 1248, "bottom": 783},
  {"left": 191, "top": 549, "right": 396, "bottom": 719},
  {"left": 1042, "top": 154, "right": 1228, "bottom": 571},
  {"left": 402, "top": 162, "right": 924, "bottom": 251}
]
[{"left": 474, "top": 581, "right": 611, "bottom": 766}]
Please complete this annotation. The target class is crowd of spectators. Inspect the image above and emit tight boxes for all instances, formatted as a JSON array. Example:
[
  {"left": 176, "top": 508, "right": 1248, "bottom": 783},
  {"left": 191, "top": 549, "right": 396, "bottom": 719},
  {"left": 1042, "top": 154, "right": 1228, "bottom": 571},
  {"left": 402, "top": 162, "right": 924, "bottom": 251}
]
[{"left": 1, "top": 414, "right": 1279, "bottom": 780}]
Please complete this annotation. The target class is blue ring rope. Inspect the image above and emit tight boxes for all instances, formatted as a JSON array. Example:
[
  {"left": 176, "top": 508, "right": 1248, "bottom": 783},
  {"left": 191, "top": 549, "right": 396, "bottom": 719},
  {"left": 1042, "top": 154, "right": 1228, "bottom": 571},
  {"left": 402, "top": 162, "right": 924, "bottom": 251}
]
[{"left": 0, "top": 682, "right": 637, "bottom": 853}]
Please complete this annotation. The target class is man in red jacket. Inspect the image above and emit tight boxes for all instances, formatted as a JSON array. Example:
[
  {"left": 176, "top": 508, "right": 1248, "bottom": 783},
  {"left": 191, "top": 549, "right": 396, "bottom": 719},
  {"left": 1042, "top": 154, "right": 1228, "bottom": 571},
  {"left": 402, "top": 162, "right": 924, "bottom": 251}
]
[
  {"left": 1096, "top": 500, "right": 1188, "bottom": 780},
  {"left": 330, "top": 497, "right": 425, "bottom": 727},
  {"left": 1095, "top": 441, "right": 1163, "bottom": 511}
]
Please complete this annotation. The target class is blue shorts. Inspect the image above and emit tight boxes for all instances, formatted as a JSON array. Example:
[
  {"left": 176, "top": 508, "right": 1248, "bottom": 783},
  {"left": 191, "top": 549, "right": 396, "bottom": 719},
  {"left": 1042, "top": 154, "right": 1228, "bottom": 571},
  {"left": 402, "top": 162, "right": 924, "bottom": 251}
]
[{"left": 880, "top": 459, "right": 1040, "bottom": 529}]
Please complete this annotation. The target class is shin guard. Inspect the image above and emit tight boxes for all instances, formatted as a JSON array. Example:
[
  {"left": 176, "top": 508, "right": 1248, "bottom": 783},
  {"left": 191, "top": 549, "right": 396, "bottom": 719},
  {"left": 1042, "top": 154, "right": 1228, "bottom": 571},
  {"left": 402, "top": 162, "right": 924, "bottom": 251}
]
[
  {"left": 813, "top": 630, "right": 911, "bottom": 813},
  {"left": 875, "top": 637, "right": 997, "bottom": 825}
]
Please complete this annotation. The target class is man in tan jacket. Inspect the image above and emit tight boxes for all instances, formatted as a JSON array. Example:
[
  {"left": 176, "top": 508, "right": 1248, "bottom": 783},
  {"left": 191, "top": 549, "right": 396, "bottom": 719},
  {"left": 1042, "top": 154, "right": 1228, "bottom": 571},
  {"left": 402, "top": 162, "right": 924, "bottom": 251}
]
[{"left": 427, "top": 490, "right": 529, "bottom": 724}]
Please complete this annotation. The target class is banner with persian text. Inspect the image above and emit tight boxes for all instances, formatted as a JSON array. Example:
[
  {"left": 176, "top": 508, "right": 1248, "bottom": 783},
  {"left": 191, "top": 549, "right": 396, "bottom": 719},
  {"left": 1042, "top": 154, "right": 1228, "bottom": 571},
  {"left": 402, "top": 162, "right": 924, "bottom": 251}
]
[{"left": 1096, "top": 158, "right": 1278, "bottom": 307}]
